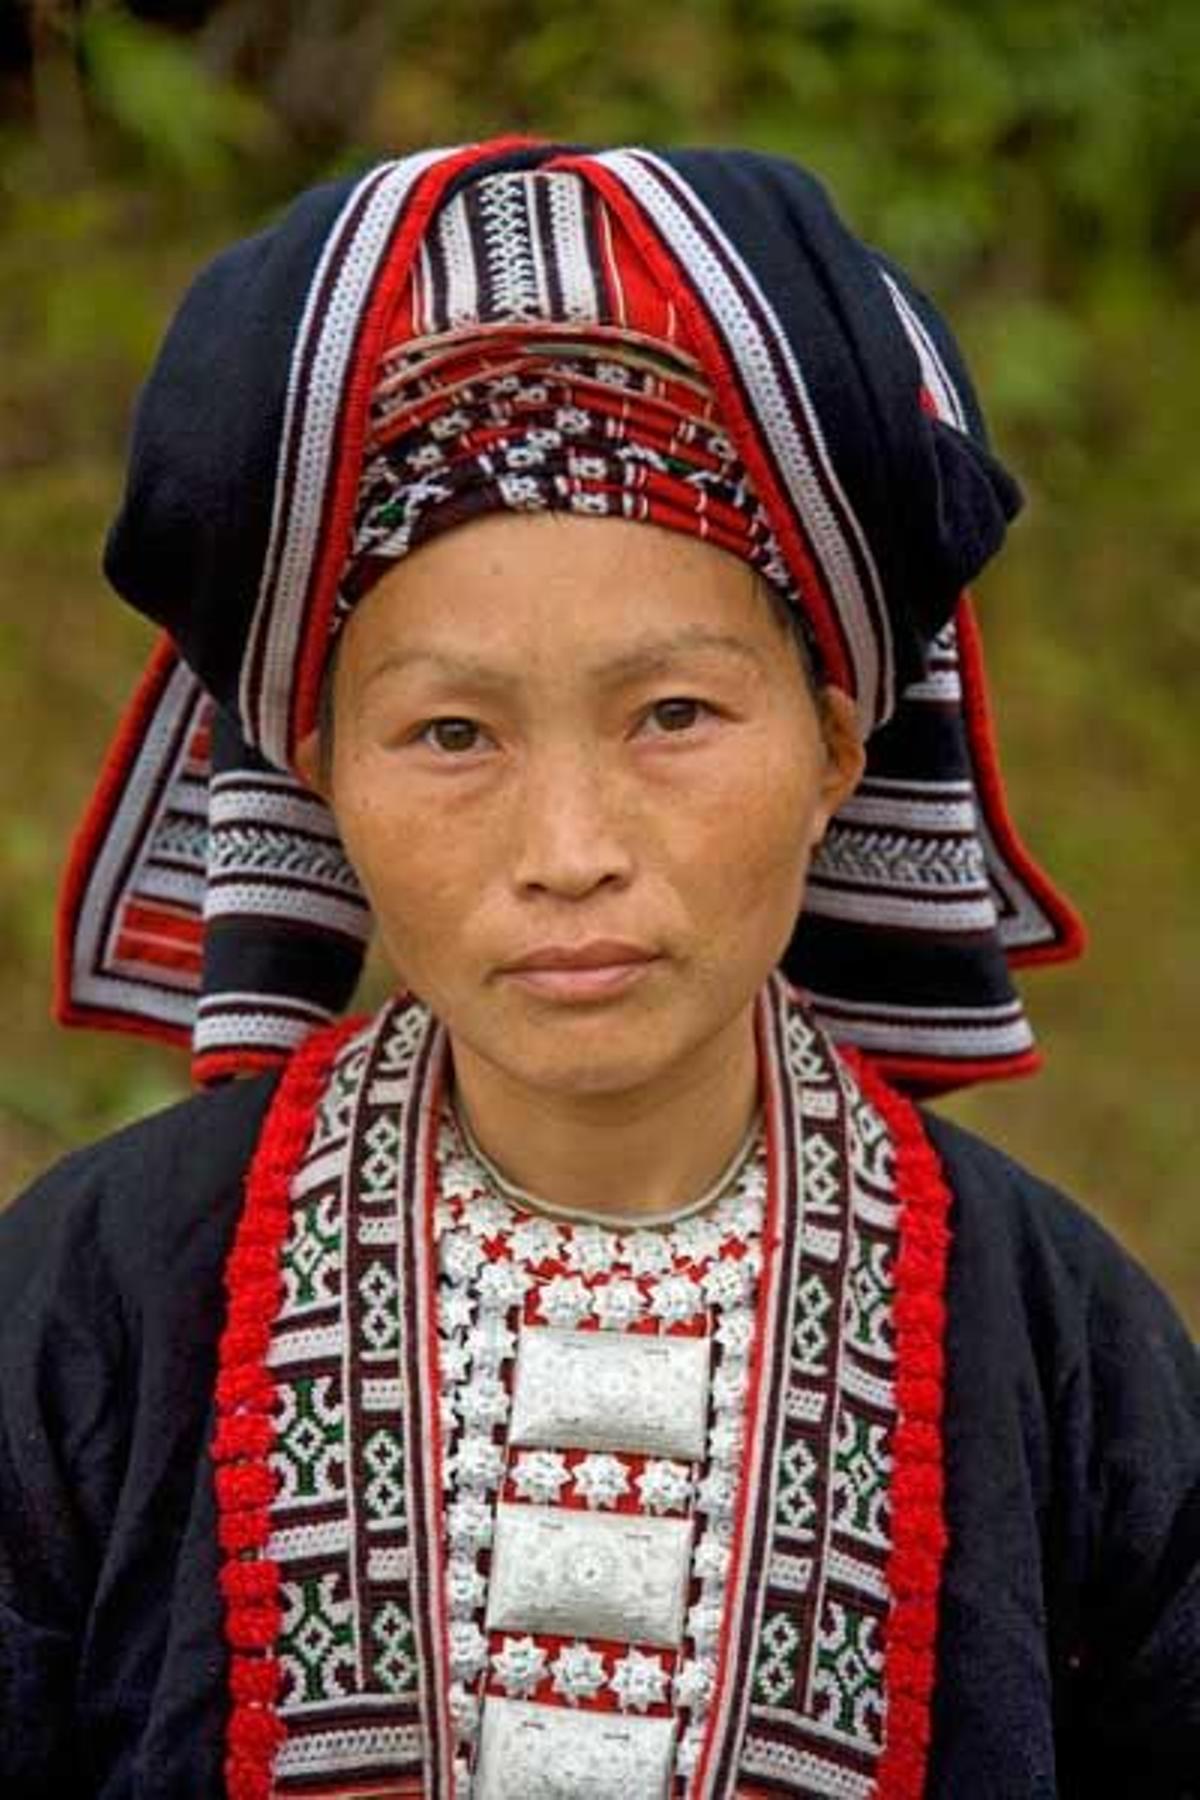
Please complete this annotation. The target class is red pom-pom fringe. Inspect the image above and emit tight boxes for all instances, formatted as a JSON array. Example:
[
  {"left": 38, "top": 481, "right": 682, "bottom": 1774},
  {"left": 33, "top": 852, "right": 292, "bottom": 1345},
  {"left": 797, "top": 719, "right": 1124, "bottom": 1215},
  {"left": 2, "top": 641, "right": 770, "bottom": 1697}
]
[
  {"left": 210, "top": 1019, "right": 357, "bottom": 1800},
  {"left": 841, "top": 1048, "right": 953, "bottom": 1800}
]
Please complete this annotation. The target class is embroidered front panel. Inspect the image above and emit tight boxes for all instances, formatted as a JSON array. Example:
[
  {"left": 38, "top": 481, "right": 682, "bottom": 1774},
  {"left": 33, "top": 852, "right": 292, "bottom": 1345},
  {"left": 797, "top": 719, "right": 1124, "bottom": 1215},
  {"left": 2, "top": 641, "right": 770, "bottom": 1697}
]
[
  {"left": 253, "top": 979, "right": 912, "bottom": 1797},
  {"left": 268, "top": 1002, "right": 430, "bottom": 1791},
  {"left": 736, "top": 1003, "right": 900, "bottom": 1796}
]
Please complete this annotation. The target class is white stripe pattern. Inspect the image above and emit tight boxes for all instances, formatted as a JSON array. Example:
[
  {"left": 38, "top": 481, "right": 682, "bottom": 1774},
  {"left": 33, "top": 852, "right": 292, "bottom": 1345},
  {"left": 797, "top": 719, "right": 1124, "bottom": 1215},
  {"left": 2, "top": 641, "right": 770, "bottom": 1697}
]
[
  {"left": 71, "top": 658, "right": 208, "bottom": 1024},
  {"left": 879, "top": 266, "right": 968, "bottom": 430}
]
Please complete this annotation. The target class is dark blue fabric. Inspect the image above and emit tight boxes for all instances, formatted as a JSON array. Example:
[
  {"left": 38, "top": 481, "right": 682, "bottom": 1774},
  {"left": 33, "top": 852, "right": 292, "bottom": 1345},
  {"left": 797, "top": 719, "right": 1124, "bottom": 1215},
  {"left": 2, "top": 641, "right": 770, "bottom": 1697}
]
[
  {"left": 1, "top": 1088, "right": 1196, "bottom": 1795},
  {"left": 103, "top": 174, "right": 358, "bottom": 709}
]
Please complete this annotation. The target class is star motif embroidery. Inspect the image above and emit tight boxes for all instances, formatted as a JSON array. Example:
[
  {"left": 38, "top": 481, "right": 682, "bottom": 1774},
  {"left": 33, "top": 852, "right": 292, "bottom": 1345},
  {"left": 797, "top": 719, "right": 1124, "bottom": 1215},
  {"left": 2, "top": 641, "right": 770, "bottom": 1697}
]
[
  {"left": 551, "top": 1642, "right": 608, "bottom": 1705},
  {"left": 511, "top": 1449, "right": 571, "bottom": 1505},
  {"left": 438, "top": 1336, "right": 471, "bottom": 1385},
  {"left": 707, "top": 1416, "right": 744, "bottom": 1466},
  {"left": 508, "top": 1216, "right": 562, "bottom": 1267},
  {"left": 439, "top": 1288, "right": 476, "bottom": 1333},
  {"left": 450, "top": 1434, "right": 506, "bottom": 1493},
  {"left": 563, "top": 1225, "right": 618, "bottom": 1278},
  {"left": 538, "top": 1275, "right": 593, "bottom": 1330},
  {"left": 467, "top": 1316, "right": 517, "bottom": 1370},
  {"left": 573, "top": 1453, "right": 630, "bottom": 1508},
  {"left": 610, "top": 1647, "right": 668, "bottom": 1712},
  {"left": 447, "top": 1494, "right": 494, "bottom": 1551},
  {"left": 592, "top": 1279, "right": 644, "bottom": 1330},
  {"left": 446, "top": 1557, "right": 488, "bottom": 1618},
  {"left": 669, "top": 1216, "right": 724, "bottom": 1262},
  {"left": 620, "top": 1230, "right": 674, "bottom": 1276},
  {"left": 456, "top": 1374, "right": 509, "bottom": 1430},
  {"left": 701, "top": 1257, "right": 755, "bottom": 1309},
  {"left": 648, "top": 1273, "right": 704, "bottom": 1326},
  {"left": 713, "top": 1306, "right": 755, "bottom": 1356},
  {"left": 636, "top": 1459, "right": 692, "bottom": 1514},
  {"left": 673, "top": 1656, "right": 716, "bottom": 1711},
  {"left": 440, "top": 1230, "right": 486, "bottom": 1283},
  {"left": 492, "top": 1634, "right": 549, "bottom": 1698},
  {"left": 475, "top": 1261, "right": 531, "bottom": 1313},
  {"left": 447, "top": 1680, "right": 479, "bottom": 1742},
  {"left": 447, "top": 1619, "right": 489, "bottom": 1680}
]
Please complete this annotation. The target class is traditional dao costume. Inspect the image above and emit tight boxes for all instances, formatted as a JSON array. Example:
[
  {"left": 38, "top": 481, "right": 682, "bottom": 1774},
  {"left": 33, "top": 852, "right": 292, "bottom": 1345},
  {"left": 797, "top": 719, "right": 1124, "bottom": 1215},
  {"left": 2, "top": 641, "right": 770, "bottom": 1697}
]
[{"left": 2, "top": 141, "right": 1197, "bottom": 1800}]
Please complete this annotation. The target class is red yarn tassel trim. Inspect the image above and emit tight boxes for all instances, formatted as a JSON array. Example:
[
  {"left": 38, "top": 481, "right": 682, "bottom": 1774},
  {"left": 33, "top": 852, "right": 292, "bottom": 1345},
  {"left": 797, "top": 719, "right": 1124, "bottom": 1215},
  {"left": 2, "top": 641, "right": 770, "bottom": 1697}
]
[
  {"left": 211, "top": 1020, "right": 358, "bottom": 1800},
  {"left": 842, "top": 1048, "right": 953, "bottom": 1800}
]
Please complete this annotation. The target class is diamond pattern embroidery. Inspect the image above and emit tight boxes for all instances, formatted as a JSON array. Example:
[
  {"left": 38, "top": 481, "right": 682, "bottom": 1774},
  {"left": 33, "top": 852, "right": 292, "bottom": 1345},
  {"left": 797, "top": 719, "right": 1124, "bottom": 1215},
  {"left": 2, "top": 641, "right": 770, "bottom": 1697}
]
[
  {"left": 363, "top": 1426, "right": 407, "bottom": 1525},
  {"left": 753, "top": 1609, "right": 802, "bottom": 1707},
  {"left": 275, "top": 1376, "right": 344, "bottom": 1504},
  {"left": 372, "top": 1599, "right": 418, "bottom": 1695},
  {"left": 281, "top": 1572, "right": 356, "bottom": 1706},
  {"left": 791, "top": 1273, "right": 833, "bottom": 1374},
  {"left": 811, "top": 1600, "right": 884, "bottom": 1744}
]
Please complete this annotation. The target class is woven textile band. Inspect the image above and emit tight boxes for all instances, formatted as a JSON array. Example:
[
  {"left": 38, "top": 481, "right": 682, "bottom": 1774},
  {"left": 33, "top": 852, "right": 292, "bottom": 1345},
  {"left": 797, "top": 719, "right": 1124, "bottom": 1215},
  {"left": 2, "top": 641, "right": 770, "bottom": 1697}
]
[{"left": 342, "top": 331, "right": 799, "bottom": 630}]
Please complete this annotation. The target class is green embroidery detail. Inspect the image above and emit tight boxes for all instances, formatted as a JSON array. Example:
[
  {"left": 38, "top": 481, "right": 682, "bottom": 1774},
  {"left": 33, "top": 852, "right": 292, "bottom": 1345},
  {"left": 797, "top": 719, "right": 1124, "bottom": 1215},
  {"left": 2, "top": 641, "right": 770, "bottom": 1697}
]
[
  {"left": 284, "top": 1191, "right": 342, "bottom": 1309},
  {"left": 776, "top": 1437, "right": 820, "bottom": 1538},
  {"left": 812, "top": 1601, "right": 883, "bottom": 1743},
  {"left": 363, "top": 1426, "right": 407, "bottom": 1526},
  {"left": 277, "top": 1374, "right": 345, "bottom": 1502},
  {"left": 832, "top": 1410, "right": 890, "bottom": 1546},
  {"left": 360, "top": 1113, "right": 402, "bottom": 1200},
  {"left": 845, "top": 1237, "right": 893, "bottom": 1359},
  {"left": 372, "top": 1598, "right": 418, "bottom": 1694},
  {"left": 753, "top": 1609, "right": 803, "bottom": 1706},
  {"left": 285, "top": 1572, "right": 356, "bottom": 1705},
  {"left": 791, "top": 1272, "right": 833, "bottom": 1373}
]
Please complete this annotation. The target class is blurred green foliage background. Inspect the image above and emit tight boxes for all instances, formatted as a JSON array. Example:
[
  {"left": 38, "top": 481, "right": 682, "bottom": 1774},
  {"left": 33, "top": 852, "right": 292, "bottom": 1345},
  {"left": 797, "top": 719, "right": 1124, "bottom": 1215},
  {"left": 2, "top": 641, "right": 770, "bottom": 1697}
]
[{"left": 2, "top": 0, "right": 1197, "bottom": 1319}]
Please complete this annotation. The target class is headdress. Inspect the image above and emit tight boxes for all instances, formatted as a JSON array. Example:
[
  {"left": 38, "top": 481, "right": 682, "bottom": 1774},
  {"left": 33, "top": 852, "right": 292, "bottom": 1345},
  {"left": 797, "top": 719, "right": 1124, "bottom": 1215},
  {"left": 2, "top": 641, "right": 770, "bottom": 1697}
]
[{"left": 57, "top": 140, "right": 1082, "bottom": 1091}]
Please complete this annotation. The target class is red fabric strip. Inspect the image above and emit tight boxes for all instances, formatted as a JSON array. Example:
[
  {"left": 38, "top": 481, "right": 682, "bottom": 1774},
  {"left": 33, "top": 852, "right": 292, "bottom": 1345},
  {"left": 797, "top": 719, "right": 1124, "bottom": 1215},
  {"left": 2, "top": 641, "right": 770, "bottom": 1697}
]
[
  {"left": 211, "top": 1018, "right": 362, "bottom": 1800},
  {"left": 955, "top": 594, "right": 1087, "bottom": 968},
  {"left": 841, "top": 1048, "right": 953, "bottom": 1800}
]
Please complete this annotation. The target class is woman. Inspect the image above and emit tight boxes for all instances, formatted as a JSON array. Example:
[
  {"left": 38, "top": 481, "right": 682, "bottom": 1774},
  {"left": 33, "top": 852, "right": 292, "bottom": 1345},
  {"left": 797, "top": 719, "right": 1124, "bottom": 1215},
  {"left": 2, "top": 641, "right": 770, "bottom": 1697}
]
[{"left": 2, "top": 140, "right": 1197, "bottom": 1799}]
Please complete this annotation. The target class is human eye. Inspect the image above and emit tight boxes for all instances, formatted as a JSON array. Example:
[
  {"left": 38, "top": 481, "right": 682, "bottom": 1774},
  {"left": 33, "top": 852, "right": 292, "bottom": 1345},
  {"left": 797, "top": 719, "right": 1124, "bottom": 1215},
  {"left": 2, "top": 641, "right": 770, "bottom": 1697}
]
[
  {"left": 639, "top": 696, "right": 714, "bottom": 736},
  {"left": 416, "top": 716, "right": 491, "bottom": 755}
]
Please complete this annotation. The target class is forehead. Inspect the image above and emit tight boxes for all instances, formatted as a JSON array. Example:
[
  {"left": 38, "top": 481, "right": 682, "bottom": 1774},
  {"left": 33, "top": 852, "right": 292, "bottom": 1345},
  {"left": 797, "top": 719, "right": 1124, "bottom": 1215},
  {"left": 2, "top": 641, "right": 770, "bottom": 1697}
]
[{"left": 338, "top": 512, "right": 784, "bottom": 680}]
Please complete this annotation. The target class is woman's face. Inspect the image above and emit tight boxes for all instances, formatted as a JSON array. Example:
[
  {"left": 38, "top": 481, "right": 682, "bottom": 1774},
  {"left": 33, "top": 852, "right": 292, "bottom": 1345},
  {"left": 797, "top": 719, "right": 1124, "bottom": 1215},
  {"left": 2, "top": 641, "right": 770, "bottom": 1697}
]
[{"left": 302, "top": 511, "right": 863, "bottom": 1103}]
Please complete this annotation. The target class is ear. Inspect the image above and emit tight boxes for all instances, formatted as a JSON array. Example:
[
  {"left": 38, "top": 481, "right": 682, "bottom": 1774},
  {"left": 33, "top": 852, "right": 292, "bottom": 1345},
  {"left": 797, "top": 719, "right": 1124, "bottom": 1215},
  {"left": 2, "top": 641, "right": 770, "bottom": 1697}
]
[
  {"left": 813, "top": 686, "right": 866, "bottom": 841},
  {"left": 293, "top": 728, "right": 328, "bottom": 799}
]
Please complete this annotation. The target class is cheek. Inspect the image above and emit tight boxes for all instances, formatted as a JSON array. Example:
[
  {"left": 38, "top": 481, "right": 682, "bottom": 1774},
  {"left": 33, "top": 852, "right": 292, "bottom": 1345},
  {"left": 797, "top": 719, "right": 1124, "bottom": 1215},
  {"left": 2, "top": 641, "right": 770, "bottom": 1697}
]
[
  {"left": 678, "top": 739, "right": 821, "bottom": 913},
  {"left": 333, "top": 769, "right": 483, "bottom": 964}
]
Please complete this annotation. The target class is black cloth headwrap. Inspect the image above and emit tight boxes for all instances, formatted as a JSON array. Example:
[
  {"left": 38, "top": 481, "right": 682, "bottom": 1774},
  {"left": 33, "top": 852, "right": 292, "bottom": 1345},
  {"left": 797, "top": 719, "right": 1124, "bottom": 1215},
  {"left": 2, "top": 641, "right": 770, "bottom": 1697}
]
[{"left": 56, "top": 140, "right": 1082, "bottom": 1089}]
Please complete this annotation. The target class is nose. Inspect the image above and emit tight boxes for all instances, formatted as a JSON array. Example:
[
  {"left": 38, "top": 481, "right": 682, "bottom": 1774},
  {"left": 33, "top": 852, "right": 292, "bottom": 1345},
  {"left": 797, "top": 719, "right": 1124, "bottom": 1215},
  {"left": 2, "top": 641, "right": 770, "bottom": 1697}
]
[{"left": 510, "top": 746, "right": 635, "bottom": 900}]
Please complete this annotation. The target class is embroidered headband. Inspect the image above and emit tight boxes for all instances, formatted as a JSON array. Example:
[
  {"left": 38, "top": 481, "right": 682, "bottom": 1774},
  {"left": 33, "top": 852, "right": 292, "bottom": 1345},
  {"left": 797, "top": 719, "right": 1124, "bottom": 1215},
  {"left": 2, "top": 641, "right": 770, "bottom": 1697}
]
[
  {"left": 56, "top": 140, "right": 1083, "bottom": 1090},
  {"left": 342, "top": 330, "right": 805, "bottom": 643}
]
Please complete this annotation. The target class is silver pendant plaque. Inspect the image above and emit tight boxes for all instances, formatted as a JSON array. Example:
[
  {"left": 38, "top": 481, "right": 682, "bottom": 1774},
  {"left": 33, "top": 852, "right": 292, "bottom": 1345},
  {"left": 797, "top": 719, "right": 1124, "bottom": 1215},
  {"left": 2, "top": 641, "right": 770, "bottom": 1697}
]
[
  {"left": 486, "top": 1502, "right": 693, "bottom": 1646},
  {"left": 509, "top": 1325, "right": 711, "bottom": 1459},
  {"left": 474, "top": 1697, "right": 677, "bottom": 1800}
]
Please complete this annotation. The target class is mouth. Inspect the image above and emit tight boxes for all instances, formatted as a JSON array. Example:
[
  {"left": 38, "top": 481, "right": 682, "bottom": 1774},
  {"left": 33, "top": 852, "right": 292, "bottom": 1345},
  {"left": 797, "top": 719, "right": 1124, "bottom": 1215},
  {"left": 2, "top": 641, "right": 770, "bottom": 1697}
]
[{"left": 500, "top": 942, "right": 662, "bottom": 1003}]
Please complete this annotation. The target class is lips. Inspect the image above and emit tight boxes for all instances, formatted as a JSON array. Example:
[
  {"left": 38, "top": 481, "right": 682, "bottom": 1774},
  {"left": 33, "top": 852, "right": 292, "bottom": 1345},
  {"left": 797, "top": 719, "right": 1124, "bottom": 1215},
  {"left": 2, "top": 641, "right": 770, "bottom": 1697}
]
[
  {"left": 504, "top": 940, "right": 657, "bottom": 973},
  {"left": 501, "top": 940, "right": 661, "bottom": 1002}
]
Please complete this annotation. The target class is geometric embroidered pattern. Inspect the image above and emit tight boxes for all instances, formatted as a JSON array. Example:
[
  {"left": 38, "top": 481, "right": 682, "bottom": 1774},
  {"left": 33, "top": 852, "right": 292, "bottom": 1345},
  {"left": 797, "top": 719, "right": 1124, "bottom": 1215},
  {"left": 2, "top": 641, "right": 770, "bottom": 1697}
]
[
  {"left": 740, "top": 996, "right": 899, "bottom": 1791},
  {"left": 268, "top": 1005, "right": 426, "bottom": 1789}
]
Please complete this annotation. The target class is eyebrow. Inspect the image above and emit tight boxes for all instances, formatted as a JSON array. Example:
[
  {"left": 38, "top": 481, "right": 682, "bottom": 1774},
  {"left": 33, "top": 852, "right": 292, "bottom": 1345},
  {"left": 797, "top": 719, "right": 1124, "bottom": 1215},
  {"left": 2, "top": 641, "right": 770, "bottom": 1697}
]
[{"left": 363, "top": 628, "right": 768, "bottom": 693}]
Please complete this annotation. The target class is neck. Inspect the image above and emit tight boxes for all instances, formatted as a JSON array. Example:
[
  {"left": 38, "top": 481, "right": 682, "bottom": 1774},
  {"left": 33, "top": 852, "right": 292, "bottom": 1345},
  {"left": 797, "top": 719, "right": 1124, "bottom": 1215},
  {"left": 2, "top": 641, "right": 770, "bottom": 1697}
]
[{"left": 446, "top": 1001, "right": 761, "bottom": 1221}]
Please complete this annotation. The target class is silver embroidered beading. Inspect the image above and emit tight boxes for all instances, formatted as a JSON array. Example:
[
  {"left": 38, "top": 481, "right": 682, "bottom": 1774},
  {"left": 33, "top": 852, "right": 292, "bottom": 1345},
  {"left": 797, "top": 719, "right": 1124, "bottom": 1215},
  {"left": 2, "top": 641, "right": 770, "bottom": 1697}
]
[{"left": 433, "top": 1096, "right": 768, "bottom": 1796}]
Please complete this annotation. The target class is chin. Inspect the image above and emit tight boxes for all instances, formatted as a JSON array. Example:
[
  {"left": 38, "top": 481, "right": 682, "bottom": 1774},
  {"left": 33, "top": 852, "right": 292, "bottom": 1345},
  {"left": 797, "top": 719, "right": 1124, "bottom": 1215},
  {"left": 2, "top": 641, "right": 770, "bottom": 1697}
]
[{"left": 468, "top": 999, "right": 694, "bottom": 1100}]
